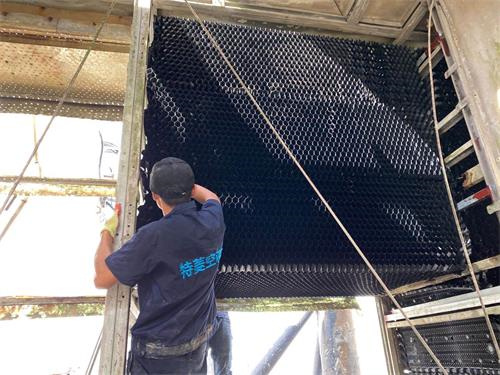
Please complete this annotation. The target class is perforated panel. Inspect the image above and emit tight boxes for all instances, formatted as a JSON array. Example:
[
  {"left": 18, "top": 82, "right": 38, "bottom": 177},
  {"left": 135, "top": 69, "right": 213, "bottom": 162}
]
[
  {"left": 138, "top": 16, "right": 463, "bottom": 297},
  {"left": 0, "top": 41, "right": 126, "bottom": 120},
  {"left": 396, "top": 316, "right": 500, "bottom": 374}
]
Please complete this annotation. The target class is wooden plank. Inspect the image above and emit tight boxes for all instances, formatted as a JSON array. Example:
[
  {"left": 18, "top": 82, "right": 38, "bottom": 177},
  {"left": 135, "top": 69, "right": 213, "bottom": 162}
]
[
  {"left": 418, "top": 44, "right": 443, "bottom": 76},
  {"left": 0, "top": 8, "right": 131, "bottom": 48},
  {"left": 98, "top": 1, "right": 151, "bottom": 374},
  {"left": 3, "top": 0, "right": 133, "bottom": 16},
  {"left": 375, "top": 298, "right": 403, "bottom": 375},
  {"left": 437, "top": 101, "right": 466, "bottom": 134},
  {"left": 444, "top": 140, "right": 474, "bottom": 167},
  {"left": 346, "top": 0, "right": 369, "bottom": 24},
  {"left": 387, "top": 306, "right": 500, "bottom": 329},
  {"left": 0, "top": 183, "right": 115, "bottom": 197},
  {"left": 0, "top": 176, "right": 116, "bottom": 198},
  {"left": 393, "top": 1, "right": 427, "bottom": 45},
  {"left": 0, "top": 296, "right": 105, "bottom": 306},
  {"left": 390, "top": 254, "right": 500, "bottom": 296},
  {"left": 0, "top": 31, "right": 130, "bottom": 52},
  {"left": 0, "top": 176, "right": 116, "bottom": 187},
  {"left": 216, "top": 297, "right": 357, "bottom": 312},
  {"left": 386, "top": 286, "right": 500, "bottom": 321},
  {"left": 0, "top": 3, "right": 132, "bottom": 26},
  {"left": 155, "top": 0, "right": 427, "bottom": 42}
]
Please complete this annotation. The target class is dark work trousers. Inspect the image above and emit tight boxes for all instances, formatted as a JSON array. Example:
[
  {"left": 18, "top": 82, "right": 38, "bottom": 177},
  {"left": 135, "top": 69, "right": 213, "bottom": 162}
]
[
  {"left": 208, "top": 312, "right": 233, "bottom": 375},
  {"left": 127, "top": 340, "right": 208, "bottom": 375}
]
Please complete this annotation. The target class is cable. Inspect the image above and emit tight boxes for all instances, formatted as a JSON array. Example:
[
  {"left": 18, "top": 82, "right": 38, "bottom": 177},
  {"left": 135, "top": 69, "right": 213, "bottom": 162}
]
[
  {"left": 0, "top": 0, "right": 118, "bottom": 216},
  {"left": 182, "top": 0, "right": 449, "bottom": 373},
  {"left": 426, "top": 0, "right": 500, "bottom": 361}
]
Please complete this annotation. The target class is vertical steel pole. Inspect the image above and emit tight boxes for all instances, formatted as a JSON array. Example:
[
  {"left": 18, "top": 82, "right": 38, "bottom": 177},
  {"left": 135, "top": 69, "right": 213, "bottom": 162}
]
[{"left": 98, "top": 0, "right": 152, "bottom": 373}]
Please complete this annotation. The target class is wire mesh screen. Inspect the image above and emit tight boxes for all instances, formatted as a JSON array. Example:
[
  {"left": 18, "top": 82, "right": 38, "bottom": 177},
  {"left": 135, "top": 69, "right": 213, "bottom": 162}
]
[
  {"left": 138, "top": 16, "right": 463, "bottom": 297},
  {"left": 396, "top": 316, "right": 500, "bottom": 374},
  {"left": 0, "top": 42, "right": 126, "bottom": 121}
]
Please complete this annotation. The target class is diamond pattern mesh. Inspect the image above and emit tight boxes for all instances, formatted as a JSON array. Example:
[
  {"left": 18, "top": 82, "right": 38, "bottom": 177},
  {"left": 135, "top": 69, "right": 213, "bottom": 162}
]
[{"left": 138, "top": 16, "right": 464, "bottom": 297}]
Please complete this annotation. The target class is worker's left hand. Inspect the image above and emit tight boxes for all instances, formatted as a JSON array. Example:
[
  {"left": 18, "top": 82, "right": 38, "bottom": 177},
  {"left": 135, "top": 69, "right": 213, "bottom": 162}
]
[{"left": 101, "top": 203, "right": 121, "bottom": 238}]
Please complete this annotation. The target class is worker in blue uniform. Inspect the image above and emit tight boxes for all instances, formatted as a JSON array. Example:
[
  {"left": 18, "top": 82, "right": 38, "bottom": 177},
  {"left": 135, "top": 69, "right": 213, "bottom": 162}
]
[{"left": 94, "top": 157, "right": 226, "bottom": 374}]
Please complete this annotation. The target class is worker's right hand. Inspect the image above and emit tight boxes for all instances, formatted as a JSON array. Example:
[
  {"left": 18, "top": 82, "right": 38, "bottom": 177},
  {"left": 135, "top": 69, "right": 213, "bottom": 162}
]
[{"left": 101, "top": 203, "right": 121, "bottom": 238}]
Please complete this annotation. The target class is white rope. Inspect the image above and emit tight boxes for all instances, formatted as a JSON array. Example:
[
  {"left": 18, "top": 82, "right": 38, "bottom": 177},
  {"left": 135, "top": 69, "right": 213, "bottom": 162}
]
[
  {"left": 182, "top": 0, "right": 448, "bottom": 372},
  {"left": 0, "top": 0, "right": 119, "bottom": 216},
  {"left": 426, "top": 0, "right": 500, "bottom": 360}
]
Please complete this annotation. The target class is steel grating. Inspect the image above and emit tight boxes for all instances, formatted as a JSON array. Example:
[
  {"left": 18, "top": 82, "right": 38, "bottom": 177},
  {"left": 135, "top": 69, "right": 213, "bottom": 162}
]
[
  {"left": 138, "top": 16, "right": 464, "bottom": 297},
  {"left": 396, "top": 316, "right": 500, "bottom": 374}
]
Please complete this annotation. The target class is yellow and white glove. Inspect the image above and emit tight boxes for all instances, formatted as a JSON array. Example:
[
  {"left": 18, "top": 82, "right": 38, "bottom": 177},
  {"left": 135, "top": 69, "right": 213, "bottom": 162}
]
[{"left": 101, "top": 203, "right": 121, "bottom": 237}]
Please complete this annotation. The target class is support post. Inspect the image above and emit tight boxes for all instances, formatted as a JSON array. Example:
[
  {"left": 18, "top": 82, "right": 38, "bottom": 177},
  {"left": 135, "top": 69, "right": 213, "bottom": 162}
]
[
  {"left": 98, "top": 0, "right": 152, "bottom": 374},
  {"left": 375, "top": 298, "right": 404, "bottom": 375},
  {"left": 316, "top": 310, "right": 360, "bottom": 375},
  {"left": 251, "top": 312, "right": 312, "bottom": 375}
]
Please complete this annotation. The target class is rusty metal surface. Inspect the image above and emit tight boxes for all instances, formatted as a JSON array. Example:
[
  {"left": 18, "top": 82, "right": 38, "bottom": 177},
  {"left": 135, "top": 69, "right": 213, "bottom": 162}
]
[
  {"left": 0, "top": 41, "right": 126, "bottom": 119},
  {"left": 0, "top": 42, "right": 126, "bottom": 105}
]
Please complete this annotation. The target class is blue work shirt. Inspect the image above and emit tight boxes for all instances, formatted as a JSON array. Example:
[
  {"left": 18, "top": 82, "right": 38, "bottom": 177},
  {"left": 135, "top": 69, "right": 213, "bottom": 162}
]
[{"left": 106, "top": 199, "right": 225, "bottom": 352}]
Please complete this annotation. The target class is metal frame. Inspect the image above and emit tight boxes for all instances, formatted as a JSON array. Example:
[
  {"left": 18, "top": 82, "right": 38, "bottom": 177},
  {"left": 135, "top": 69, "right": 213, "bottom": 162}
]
[
  {"left": 98, "top": 0, "right": 152, "bottom": 373},
  {"left": 375, "top": 297, "right": 404, "bottom": 375}
]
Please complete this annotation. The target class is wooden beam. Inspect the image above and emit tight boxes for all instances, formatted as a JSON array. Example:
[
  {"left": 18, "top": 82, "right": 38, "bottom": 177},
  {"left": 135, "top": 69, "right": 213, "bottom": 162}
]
[
  {"left": 0, "top": 177, "right": 116, "bottom": 197},
  {"left": 387, "top": 306, "right": 500, "bottom": 329},
  {"left": 346, "top": 0, "right": 369, "bottom": 24},
  {"left": 216, "top": 297, "right": 357, "bottom": 312},
  {"left": 99, "top": 0, "right": 151, "bottom": 373},
  {"left": 375, "top": 298, "right": 404, "bottom": 375},
  {"left": 0, "top": 6, "right": 131, "bottom": 50},
  {"left": 463, "top": 164, "right": 484, "bottom": 189},
  {"left": 444, "top": 140, "right": 474, "bottom": 167},
  {"left": 393, "top": 2, "right": 427, "bottom": 45},
  {"left": 386, "top": 286, "right": 500, "bottom": 321},
  {"left": 0, "top": 295, "right": 105, "bottom": 306},
  {"left": 418, "top": 44, "right": 443, "bottom": 76},
  {"left": 0, "top": 3, "right": 132, "bottom": 26},
  {"left": 390, "top": 254, "right": 500, "bottom": 296},
  {"left": 437, "top": 101, "right": 466, "bottom": 134},
  {"left": 155, "top": 0, "right": 427, "bottom": 42},
  {"left": 0, "top": 176, "right": 116, "bottom": 187},
  {"left": 0, "top": 31, "right": 130, "bottom": 52}
]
